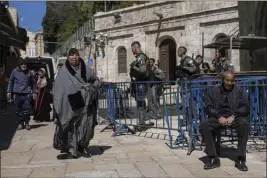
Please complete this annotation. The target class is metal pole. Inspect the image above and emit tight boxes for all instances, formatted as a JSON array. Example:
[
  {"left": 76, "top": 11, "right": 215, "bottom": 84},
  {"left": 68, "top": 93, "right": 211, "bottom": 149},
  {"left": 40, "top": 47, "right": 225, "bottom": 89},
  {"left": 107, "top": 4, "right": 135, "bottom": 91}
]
[
  {"left": 202, "top": 32, "right": 204, "bottom": 58},
  {"left": 104, "top": 1, "right": 107, "bottom": 12},
  {"left": 94, "top": 42, "right": 97, "bottom": 73},
  {"left": 229, "top": 36, "right": 233, "bottom": 60}
]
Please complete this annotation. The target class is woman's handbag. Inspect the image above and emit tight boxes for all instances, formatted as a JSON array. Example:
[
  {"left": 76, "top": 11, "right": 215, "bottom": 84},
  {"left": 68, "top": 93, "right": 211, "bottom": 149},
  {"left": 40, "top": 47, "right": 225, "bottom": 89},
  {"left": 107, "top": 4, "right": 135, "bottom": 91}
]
[{"left": 68, "top": 90, "right": 85, "bottom": 111}]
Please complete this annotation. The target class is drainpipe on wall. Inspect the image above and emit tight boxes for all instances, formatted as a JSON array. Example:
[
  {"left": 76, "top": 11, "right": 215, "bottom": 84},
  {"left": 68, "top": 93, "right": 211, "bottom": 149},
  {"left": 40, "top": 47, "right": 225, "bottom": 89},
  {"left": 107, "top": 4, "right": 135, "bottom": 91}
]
[{"left": 202, "top": 32, "right": 204, "bottom": 58}]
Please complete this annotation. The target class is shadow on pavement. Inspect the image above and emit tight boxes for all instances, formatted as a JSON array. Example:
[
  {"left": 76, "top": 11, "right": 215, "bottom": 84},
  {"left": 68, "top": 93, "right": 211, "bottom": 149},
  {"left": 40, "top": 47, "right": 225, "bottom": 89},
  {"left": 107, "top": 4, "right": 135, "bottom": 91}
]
[
  {"left": 199, "top": 147, "right": 238, "bottom": 164},
  {"left": 57, "top": 145, "right": 112, "bottom": 160},
  {"left": 89, "top": 145, "right": 112, "bottom": 156},
  {"left": 0, "top": 105, "right": 19, "bottom": 151},
  {"left": 30, "top": 124, "right": 48, "bottom": 129}
]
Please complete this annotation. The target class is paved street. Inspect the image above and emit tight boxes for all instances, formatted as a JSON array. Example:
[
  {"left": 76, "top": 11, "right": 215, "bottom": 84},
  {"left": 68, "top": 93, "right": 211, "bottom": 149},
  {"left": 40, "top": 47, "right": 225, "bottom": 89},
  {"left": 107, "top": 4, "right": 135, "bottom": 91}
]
[{"left": 1, "top": 121, "right": 266, "bottom": 178}]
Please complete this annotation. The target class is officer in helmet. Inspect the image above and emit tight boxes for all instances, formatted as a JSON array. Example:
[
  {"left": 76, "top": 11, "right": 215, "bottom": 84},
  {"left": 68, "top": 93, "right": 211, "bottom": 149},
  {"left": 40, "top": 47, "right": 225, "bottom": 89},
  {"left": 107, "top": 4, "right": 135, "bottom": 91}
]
[{"left": 211, "top": 47, "right": 235, "bottom": 73}]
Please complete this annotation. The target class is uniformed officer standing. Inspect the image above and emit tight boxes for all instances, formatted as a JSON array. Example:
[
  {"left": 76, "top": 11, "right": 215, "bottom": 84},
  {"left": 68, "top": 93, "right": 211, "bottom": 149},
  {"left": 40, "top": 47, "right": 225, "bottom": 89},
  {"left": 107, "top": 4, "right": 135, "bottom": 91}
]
[
  {"left": 175, "top": 46, "right": 197, "bottom": 80},
  {"left": 129, "top": 41, "right": 148, "bottom": 126},
  {"left": 147, "top": 58, "right": 165, "bottom": 119},
  {"left": 175, "top": 46, "right": 197, "bottom": 109},
  {"left": 211, "top": 47, "right": 235, "bottom": 73}
]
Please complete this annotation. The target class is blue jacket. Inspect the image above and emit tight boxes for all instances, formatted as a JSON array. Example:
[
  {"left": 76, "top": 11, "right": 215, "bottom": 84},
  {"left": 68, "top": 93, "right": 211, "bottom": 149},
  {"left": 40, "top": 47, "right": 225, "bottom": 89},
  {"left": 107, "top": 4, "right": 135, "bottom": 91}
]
[{"left": 7, "top": 67, "right": 36, "bottom": 94}]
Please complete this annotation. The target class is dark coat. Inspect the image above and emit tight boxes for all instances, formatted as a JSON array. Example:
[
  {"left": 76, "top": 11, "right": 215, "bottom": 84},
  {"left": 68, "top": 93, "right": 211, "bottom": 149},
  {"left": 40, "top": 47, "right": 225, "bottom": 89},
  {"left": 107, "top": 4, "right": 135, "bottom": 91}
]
[{"left": 205, "top": 85, "right": 249, "bottom": 119}]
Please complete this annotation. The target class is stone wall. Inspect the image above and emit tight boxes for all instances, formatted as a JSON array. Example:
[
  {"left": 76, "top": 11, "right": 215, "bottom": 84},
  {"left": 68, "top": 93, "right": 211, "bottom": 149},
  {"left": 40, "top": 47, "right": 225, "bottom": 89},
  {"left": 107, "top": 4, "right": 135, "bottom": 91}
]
[{"left": 94, "top": 1, "right": 240, "bottom": 82}]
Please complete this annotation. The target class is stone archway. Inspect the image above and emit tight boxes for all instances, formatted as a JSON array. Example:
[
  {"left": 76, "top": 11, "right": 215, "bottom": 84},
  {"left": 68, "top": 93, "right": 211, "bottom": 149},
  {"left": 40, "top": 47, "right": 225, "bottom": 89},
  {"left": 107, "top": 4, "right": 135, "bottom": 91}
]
[{"left": 158, "top": 38, "right": 177, "bottom": 81}]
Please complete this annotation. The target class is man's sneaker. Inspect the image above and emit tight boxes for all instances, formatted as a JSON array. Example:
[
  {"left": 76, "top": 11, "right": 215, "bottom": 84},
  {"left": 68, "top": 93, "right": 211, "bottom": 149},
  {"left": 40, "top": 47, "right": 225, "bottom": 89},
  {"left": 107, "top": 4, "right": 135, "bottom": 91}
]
[
  {"left": 25, "top": 122, "right": 31, "bottom": 130},
  {"left": 17, "top": 123, "right": 24, "bottom": 130}
]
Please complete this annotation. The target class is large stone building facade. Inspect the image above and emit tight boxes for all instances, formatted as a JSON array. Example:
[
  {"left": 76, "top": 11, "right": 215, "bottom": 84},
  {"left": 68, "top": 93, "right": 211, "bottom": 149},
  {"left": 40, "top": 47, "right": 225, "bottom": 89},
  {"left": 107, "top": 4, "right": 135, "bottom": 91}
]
[
  {"left": 34, "top": 30, "right": 44, "bottom": 56},
  {"left": 20, "top": 31, "right": 36, "bottom": 58},
  {"left": 94, "top": 1, "right": 240, "bottom": 82}
]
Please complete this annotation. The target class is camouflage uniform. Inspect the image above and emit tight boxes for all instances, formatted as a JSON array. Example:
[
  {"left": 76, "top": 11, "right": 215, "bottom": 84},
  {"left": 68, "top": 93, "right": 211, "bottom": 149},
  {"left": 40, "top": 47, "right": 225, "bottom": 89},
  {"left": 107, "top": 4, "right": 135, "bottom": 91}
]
[
  {"left": 176, "top": 56, "right": 197, "bottom": 109},
  {"left": 147, "top": 65, "right": 165, "bottom": 118},
  {"left": 176, "top": 56, "right": 197, "bottom": 80},
  {"left": 130, "top": 51, "right": 148, "bottom": 125},
  {"left": 211, "top": 57, "right": 235, "bottom": 73}
]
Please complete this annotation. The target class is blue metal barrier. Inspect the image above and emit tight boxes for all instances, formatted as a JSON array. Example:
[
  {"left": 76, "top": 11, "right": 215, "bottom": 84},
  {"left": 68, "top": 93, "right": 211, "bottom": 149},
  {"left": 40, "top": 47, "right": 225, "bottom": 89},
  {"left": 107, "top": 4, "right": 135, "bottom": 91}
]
[
  {"left": 99, "top": 83, "right": 135, "bottom": 136},
  {"left": 98, "top": 72, "right": 266, "bottom": 153},
  {"left": 186, "top": 74, "right": 267, "bottom": 155}
]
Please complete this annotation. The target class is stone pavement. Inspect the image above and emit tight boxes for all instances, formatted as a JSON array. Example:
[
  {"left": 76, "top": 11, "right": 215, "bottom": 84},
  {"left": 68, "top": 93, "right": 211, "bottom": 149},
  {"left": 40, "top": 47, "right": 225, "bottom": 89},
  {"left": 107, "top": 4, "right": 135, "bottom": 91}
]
[{"left": 1, "top": 122, "right": 266, "bottom": 178}]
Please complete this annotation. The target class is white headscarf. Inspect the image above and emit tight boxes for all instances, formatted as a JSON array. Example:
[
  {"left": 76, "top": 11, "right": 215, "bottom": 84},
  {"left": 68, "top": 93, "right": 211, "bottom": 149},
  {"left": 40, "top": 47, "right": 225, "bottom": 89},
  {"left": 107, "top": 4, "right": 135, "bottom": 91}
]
[{"left": 37, "top": 68, "right": 47, "bottom": 88}]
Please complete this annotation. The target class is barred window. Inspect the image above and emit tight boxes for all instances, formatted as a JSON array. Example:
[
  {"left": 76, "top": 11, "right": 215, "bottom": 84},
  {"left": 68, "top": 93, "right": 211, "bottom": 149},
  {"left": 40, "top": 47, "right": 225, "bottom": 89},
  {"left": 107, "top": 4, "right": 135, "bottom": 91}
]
[{"left": 117, "top": 47, "right": 127, "bottom": 74}]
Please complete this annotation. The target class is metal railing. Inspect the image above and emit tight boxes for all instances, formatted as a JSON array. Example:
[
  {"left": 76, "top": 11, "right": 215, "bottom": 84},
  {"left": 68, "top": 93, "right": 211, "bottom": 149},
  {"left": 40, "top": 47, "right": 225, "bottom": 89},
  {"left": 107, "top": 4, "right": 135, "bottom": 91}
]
[
  {"left": 51, "top": 19, "right": 94, "bottom": 58},
  {"left": 97, "top": 72, "right": 267, "bottom": 154}
]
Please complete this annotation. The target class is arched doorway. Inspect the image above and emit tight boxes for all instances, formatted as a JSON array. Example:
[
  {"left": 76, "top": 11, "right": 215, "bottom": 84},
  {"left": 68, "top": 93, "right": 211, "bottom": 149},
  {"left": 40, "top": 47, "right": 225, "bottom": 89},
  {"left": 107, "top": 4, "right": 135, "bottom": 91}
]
[{"left": 159, "top": 39, "right": 177, "bottom": 81}]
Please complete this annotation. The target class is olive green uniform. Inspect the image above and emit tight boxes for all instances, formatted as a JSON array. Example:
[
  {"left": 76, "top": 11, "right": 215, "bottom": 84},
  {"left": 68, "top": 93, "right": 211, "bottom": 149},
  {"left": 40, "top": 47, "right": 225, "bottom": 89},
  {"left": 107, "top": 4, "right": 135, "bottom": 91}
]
[
  {"left": 129, "top": 51, "right": 148, "bottom": 125},
  {"left": 175, "top": 56, "right": 197, "bottom": 80},
  {"left": 147, "top": 65, "right": 165, "bottom": 118},
  {"left": 211, "top": 57, "right": 235, "bottom": 73}
]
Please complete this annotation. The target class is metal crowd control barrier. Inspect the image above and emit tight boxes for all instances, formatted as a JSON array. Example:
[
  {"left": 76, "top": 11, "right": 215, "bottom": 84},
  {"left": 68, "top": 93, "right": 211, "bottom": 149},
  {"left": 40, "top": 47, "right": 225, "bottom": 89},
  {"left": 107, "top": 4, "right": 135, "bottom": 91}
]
[
  {"left": 186, "top": 72, "right": 267, "bottom": 155},
  {"left": 98, "top": 72, "right": 267, "bottom": 154},
  {"left": 99, "top": 83, "right": 135, "bottom": 136}
]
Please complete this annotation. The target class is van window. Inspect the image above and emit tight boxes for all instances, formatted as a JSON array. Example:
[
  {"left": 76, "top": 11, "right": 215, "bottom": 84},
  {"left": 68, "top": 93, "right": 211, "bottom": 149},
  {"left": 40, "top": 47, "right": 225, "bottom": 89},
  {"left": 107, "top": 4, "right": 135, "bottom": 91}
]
[{"left": 58, "top": 58, "right": 67, "bottom": 65}]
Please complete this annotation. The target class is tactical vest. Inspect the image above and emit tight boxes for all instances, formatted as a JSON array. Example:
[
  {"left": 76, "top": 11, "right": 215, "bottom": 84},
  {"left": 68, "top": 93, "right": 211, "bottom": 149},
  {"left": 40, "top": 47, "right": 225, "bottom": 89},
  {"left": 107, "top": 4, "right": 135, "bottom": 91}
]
[{"left": 132, "top": 52, "right": 148, "bottom": 81}]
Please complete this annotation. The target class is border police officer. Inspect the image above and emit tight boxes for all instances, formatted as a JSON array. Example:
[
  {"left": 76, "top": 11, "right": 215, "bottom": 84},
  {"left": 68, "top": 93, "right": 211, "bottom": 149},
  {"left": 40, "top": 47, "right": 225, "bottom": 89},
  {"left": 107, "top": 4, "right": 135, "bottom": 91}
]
[
  {"left": 147, "top": 58, "right": 165, "bottom": 119},
  {"left": 175, "top": 46, "right": 197, "bottom": 110},
  {"left": 129, "top": 41, "right": 148, "bottom": 126},
  {"left": 176, "top": 46, "right": 197, "bottom": 80},
  {"left": 211, "top": 47, "right": 235, "bottom": 73}
]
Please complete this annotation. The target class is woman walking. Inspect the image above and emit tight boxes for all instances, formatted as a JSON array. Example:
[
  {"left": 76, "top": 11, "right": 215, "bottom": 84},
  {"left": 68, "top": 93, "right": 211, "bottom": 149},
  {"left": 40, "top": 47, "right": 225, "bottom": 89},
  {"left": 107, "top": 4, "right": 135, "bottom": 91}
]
[{"left": 33, "top": 68, "right": 51, "bottom": 122}]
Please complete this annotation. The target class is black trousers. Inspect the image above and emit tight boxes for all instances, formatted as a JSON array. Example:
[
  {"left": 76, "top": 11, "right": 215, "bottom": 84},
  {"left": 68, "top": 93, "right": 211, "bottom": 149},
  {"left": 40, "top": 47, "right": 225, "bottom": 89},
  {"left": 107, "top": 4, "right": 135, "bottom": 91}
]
[{"left": 199, "top": 117, "right": 249, "bottom": 160}]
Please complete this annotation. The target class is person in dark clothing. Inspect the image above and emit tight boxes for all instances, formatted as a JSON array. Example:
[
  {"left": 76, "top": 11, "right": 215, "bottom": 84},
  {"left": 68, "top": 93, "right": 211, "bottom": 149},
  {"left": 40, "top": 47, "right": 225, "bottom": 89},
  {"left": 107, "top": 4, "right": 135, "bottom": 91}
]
[
  {"left": 199, "top": 71, "right": 249, "bottom": 171},
  {"left": 196, "top": 55, "right": 204, "bottom": 74},
  {"left": 7, "top": 59, "right": 36, "bottom": 130},
  {"left": 33, "top": 68, "right": 51, "bottom": 122},
  {"left": 202, "top": 62, "right": 212, "bottom": 74}
]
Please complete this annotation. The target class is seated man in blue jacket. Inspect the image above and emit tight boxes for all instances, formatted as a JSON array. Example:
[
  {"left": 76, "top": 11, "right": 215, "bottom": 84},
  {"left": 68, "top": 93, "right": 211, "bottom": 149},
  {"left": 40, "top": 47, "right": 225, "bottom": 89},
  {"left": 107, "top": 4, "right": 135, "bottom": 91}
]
[
  {"left": 199, "top": 71, "right": 249, "bottom": 171},
  {"left": 7, "top": 59, "right": 36, "bottom": 130}
]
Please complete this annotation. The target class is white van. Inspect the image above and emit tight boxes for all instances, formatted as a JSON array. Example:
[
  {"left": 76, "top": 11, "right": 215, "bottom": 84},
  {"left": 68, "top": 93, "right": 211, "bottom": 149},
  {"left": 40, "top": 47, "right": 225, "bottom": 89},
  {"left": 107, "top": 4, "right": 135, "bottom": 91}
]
[
  {"left": 24, "top": 56, "right": 56, "bottom": 82},
  {"left": 55, "top": 57, "right": 67, "bottom": 67}
]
